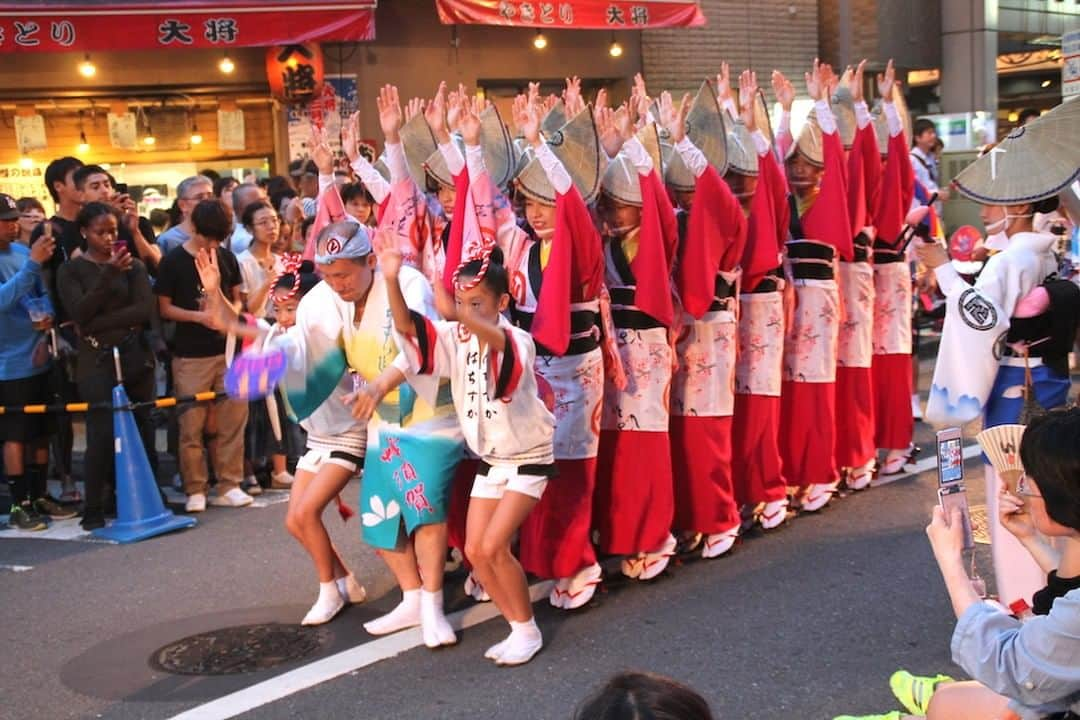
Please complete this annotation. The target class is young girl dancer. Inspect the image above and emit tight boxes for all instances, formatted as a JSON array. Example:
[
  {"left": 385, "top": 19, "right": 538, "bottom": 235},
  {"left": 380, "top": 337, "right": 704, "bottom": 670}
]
[{"left": 376, "top": 232, "right": 556, "bottom": 667}]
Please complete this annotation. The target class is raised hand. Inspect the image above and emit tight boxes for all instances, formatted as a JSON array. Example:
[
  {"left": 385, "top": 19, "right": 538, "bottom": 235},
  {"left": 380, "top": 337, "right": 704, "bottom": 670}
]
[
  {"left": 426, "top": 81, "right": 450, "bottom": 143},
  {"left": 195, "top": 247, "right": 221, "bottom": 294},
  {"left": 372, "top": 226, "right": 403, "bottom": 280},
  {"left": 595, "top": 104, "right": 625, "bottom": 158},
  {"left": 805, "top": 58, "right": 826, "bottom": 103},
  {"left": 594, "top": 87, "right": 609, "bottom": 111},
  {"left": 447, "top": 83, "right": 466, "bottom": 133},
  {"left": 310, "top": 122, "right": 334, "bottom": 176},
  {"left": 850, "top": 59, "right": 867, "bottom": 103},
  {"left": 377, "top": 84, "right": 403, "bottom": 143},
  {"left": 564, "top": 75, "right": 585, "bottom": 116},
  {"left": 771, "top": 70, "right": 796, "bottom": 112},
  {"left": 821, "top": 62, "right": 838, "bottom": 97},
  {"left": 658, "top": 91, "right": 690, "bottom": 144},
  {"left": 405, "top": 96, "right": 425, "bottom": 123},
  {"left": 341, "top": 111, "right": 361, "bottom": 163},
  {"left": 738, "top": 69, "right": 759, "bottom": 132},
  {"left": 715, "top": 61, "right": 732, "bottom": 103},
  {"left": 615, "top": 103, "right": 636, "bottom": 142},
  {"left": 877, "top": 58, "right": 896, "bottom": 100},
  {"left": 30, "top": 229, "right": 56, "bottom": 265},
  {"left": 520, "top": 95, "right": 542, "bottom": 147},
  {"left": 633, "top": 72, "right": 649, "bottom": 106},
  {"left": 459, "top": 94, "right": 483, "bottom": 146}
]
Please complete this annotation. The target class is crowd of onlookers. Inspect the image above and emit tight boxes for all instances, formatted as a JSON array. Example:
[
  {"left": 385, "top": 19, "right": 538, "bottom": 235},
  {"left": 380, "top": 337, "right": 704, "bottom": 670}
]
[{"left": 0, "top": 153, "right": 376, "bottom": 531}]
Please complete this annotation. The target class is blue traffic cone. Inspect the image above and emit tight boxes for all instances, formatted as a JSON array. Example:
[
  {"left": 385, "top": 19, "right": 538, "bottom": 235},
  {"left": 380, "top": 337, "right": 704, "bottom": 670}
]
[{"left": 93, "top": 384, "right": 196, "bottom": 543}]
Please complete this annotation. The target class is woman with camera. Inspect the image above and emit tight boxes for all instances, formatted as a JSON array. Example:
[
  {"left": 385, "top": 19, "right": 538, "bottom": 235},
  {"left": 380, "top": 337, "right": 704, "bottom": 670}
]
[{"left": 57, "top": 202, "right": 156, "bottom": 530}]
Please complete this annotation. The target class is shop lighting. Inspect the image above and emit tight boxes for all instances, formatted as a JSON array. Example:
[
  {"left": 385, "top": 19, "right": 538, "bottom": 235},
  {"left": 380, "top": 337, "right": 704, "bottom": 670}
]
[
  {"left": 78, "top": 54, "right": 96, "bottom": 78},
  {"left": 533, "top": 30, "right": 548, "bottom": 50},
  {"left": 1041, "top": 79, "right": 1052, "bottom": 88},
  {"left": 219, "top": 52, "right": 235, "bottom": 74},
  {"left": 19, "top": 156, "right": 33, "bottom": 169},
  {"left": 609, "top": 36, "right": 623, "bottom": 58},
  {"left": 77, "top": 131, "right": 90, "bottom": 155}
]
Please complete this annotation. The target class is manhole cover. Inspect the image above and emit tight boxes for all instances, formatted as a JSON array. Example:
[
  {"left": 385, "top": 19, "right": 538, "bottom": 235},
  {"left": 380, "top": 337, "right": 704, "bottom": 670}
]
[{"left": 150, "top": 623, "right": 328, "bottom": 676}]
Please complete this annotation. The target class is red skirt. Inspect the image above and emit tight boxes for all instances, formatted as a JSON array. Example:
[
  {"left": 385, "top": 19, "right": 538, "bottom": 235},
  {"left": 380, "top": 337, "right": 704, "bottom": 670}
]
[
  {"left": 780, "top": 381, "right": 838, "bottom": 489},
  {"left": 834, "top": 366, "right": 876, "bottom": 469},
  {"left": 671, "top": 415, "right": 739, "bottom": 534},
  {"left": 732, "top": 394, "right": 786, "bottom": 506},
  {"left": 594, "top": 429, "right": 674, "bottom": 555},
  {"left": 871, "top": 353, "right": 914, "bottom": 451},
  {"left": 518, "top": 458, "right": 598, "bottom": 580},
  {"left": 446, "top": 459, "right": 478, "bottom": 555}
]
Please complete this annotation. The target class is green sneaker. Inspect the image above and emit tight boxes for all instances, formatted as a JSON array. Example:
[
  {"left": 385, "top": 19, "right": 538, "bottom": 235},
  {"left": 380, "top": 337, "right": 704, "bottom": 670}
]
[
  {"left": 7, "top": 504, "right": 47, "bottom": 531},
  {"left": 890, "top": 669, "right": 954, "bottom": 716},
  {"left": 832, "top": 713, "right": 902, "bottom": 720}
]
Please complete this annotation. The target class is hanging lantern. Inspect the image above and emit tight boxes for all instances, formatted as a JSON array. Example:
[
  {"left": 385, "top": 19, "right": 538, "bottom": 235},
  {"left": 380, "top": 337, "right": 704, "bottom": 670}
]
[{"left": 266, "top": 43, "right": 325, "bottom": 105}]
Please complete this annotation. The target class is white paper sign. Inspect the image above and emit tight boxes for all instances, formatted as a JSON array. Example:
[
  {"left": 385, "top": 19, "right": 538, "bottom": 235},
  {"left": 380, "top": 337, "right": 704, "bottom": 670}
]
[
  {"left": 217, "top": 109, "right": 246, "bottom": 151},
  {"left": 1064, "top": 29, "right": 1080, "bottom": 101},
  {"left": 14, "top": 115, "right": 47, "bottom": 154},
  {"left": 108, "top": 112, "right": 138, "bottom": 149}
]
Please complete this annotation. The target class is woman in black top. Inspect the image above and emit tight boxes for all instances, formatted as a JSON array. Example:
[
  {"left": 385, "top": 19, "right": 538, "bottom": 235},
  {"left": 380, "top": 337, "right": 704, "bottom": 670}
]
[{"left": 58, "top": 202, "right": 156, "bottom": 530}]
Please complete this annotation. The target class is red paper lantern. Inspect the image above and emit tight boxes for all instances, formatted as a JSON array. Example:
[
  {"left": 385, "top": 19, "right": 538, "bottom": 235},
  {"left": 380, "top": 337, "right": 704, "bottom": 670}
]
[{"left": 266, "top": 43, "right": 325, "bottom": 104}]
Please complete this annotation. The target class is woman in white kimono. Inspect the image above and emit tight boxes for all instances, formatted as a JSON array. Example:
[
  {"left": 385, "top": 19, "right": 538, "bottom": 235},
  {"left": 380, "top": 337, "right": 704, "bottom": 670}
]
[{"left": 920, "top": 98, "right": 1080, "bottom": 611}]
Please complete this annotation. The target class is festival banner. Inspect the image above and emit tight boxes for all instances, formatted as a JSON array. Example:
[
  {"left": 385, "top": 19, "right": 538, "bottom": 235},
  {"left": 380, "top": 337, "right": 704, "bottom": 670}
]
[
  {"left": 0, "top": 1, "right": 376, "bottom": 54},
  {"left": 435, "top": 0, "right": 705, "bottom": 28}
]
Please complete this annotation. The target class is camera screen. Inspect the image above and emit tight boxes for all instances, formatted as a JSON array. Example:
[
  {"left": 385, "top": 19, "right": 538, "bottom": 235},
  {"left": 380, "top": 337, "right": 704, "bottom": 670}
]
[{"left": 938, "top": 436, "right": 964, "bottom": 485}]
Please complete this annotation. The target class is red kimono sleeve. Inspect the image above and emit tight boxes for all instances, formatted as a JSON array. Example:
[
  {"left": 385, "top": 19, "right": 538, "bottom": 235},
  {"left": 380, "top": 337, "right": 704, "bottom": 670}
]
[
  {"left": 742, "top": 148, "right": 785, "bottom": 292},
  {"left": 677, "top": 165, "right": 745, "bottom": 319},
  {"left": 633, "top": 169, "right": 677, "bottom": 328},
  {"left": 874, "top": 130, "right": 912, "bottom": 248},
  {"left": 801, "top": 130, "right": 853, "bottom": 260},
  {"left": 857, "top": 124, "right": 882, "bottom": 224},
  {"left": 847, "top": 128, "right": 869, "bottom": 236},
  {"left": 438, "top": 167, "right": 471, "bottom": 294}
]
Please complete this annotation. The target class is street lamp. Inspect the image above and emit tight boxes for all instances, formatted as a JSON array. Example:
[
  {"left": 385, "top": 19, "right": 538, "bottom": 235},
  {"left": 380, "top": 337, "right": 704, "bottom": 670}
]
[
  {"left": 609, "top": 35, "right": 623, "bottom": 58},
  {"left": 533, "top": 30, "right": 548, "bottom": 50},
  {"left": 78, "top": 54, "right": 96, "bottom": 78},
  {"left": 219, "top": 52, "right": 235, "bottom": 74}
]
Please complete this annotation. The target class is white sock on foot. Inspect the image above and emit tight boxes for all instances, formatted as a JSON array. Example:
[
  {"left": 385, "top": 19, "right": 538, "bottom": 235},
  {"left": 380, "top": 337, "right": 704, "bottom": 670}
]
[
  {"left": 420, "top": 589, "right": 457, "bottom": 648},
  {"left": 301, "top": 581, "right": 346, "bottom": 626},
  {"left": 363, "top": 589, "right": 421, "bottom": 635},
  {"left": 494, "top": 618, "right": 543, "bottom": 666},
  {"left": 336, "top": 574, "right": 367, "bottom": 604}
]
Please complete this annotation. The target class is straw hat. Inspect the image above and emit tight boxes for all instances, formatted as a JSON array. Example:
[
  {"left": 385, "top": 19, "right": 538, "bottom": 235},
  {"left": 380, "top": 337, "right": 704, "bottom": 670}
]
[
  {"left": 662, "top": 141, "right": 695, "bottom": 193},
  {"left": 725, "top": 118, "right": 758, "bottom": 176},
  {"left": 371, "top": 158, "right": 391, "bottom": 182},
  {"left": 515, "top": 105, "right": 602, "bottom": 205},
  {"left": 601, "top": 153, "right": 643, "bottom": 207},
  {"left": 954, "top": 99, "right": 1080, "bottom": 205},
  {"left": 754, "top": 89, "right": 774, "bottom": 150},
  {"left": 541, "top": 99, "right": 567, "bottom": 137},
  {"left": 684, "top": 80, "right": 728, "bottom": 175},
  {"left": 637, "top": 121, "right": 663, "bottom": 178},
  {"left": 424, "top": 104, "right": 517, "bottom": 190},
  {"left": 400, "top": 113, "right": 438, "bottom": 188},
  {"left": 786, "top": 108, "right": 824, "bottom": 168}
]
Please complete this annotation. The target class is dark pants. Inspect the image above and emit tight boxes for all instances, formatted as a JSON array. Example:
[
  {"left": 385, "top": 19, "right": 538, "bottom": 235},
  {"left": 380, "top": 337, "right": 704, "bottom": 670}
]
[{"left": 76, "top": 342, "right": 156, "bottom": 519}]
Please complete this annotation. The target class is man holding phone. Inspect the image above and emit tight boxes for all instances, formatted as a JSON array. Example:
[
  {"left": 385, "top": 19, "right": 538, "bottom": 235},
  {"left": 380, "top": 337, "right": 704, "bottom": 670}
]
[{"left": 73, "top": 165, "right": 161, "bottom": 271}]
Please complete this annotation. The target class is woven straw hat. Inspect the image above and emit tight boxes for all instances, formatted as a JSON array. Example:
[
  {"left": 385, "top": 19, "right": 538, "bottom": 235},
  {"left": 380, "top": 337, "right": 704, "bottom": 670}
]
[
  {"left": 954, "top": 99, "right": 1080, "bottom": 205},
  {"left": 662, "top": 141, "right": 695, "bottom": 192},
  {"left": 754, "top": 89, "right": 774, "bottom": 150},
  {"left": 424, "top": 104, "right": 517, "bottom": 190},
  {"left": 685, "top": 80, "right": 728, "bottom": 175},
  {"left": 515, "top": 104, "right": 602, "bottom": 205},
  {"left": 400, "top": 113, "right": 438, "bottom": 188},
  {"left": 541, "top": 99, "right": 567, "bottom": 137},
  {"left": 786, "top": 108, "right": 824, "bottom": 168},
  {"left": 725, "top": 118, "right": 759, "bottom": 176},
  {"left": 601, "top": 153, "right": 643, "bottom": 207},
  {"left": 831, "top": 84, "right": 858, "bottom": 149}
]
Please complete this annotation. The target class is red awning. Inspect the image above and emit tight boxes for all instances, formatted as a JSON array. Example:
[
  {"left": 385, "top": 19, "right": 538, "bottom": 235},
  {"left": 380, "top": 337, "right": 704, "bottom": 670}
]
[
  {"left": 436, "top": 0, "right": 705, "bottom": 28},
  {"left": 0, "top": 1, "right": 376, "bottom": 53}
]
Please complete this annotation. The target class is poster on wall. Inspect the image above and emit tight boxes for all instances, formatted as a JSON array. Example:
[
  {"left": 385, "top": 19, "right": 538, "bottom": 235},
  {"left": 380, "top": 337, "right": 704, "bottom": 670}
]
[
  {"left": 0, "top": 164, "right": 50, "bottom": 207},
  {"left": 218, "top": 109, "right": 246, "bottom": 150},
  {"left": 1064, "top": 29, "right": 1080, "bottom": 102},
  {"left": 108, "top": 112, "right": 138, "bottom": 149},
  {"left": 286, "top": 73, "right": 360, "bottom": 161},
  {"left": 14, "top": 115, "right": 47, "bottom": 154}
]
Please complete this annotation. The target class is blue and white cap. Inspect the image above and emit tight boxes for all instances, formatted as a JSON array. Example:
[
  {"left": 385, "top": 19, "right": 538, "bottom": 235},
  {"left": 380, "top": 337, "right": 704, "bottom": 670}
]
[{"left": 314, "top": 221, "right": 372, "bottom": 265}]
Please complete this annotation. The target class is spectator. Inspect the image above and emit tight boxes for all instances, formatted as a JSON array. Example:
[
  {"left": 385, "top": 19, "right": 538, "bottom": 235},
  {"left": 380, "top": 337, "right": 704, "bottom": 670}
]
[
  {"left": 16, "top": 197, "right": 45, "bottom": 246},
  {"left": 265, "top": 175, "right": 296, "bottom": 215},
  {"left": 1018, "top": 108, "right": 1041, "bottom": 127},
  {"left": 910, "top": 119, "right": 949, "bottom": 214},
  {"left": 341, "top": 182, "right": 377, "bottom": 227},
  {"left": 0, "top": 193, "right": 74, "bottom": 530},
  {"left": 199, "top": 168, "right": 222, "bottom": 184},
  {"left": 57, "top": 203, "right": 156, "bottom": 531},
  {"left": 157, "top": 175, "right": 214, "bottom": 256},
  {"left": 228, "top": 183, "right": 268, "bottom": 255},
  {"left": 236, "top": 201, "right": 284, "bottom": 319},
  {"left": 298, "top": 165, "right": 319, "bottom": 219},
  {"left": 155, "top": 199, "right": 252, "bottom": 512},
  {"left": 574, "top": 672, "right": 716, "bottom": 720},
  {"left": 213, "top": 176, "right": 239, "bottom": 222},
  {"left": 72, "top": 165, "right": 161, "bottom": 270},
  {"left": 149, "top": 208, "right": 170, "bottom": 236}
]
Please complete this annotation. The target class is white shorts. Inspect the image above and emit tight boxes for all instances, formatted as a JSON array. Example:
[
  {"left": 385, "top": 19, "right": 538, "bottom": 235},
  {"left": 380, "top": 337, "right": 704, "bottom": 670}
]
[
  {"left": 296, "top": 429, "right": 366, "bottom": 475},
  {"left": 470, "top": 462, "right": 556, "bottom": 501}
]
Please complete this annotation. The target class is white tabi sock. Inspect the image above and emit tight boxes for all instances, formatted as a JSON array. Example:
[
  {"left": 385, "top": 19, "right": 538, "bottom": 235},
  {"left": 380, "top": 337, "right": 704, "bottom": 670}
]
[
  {"left": 493, "top": 617, "right": 543, "bottom": 666},
  {"left": 301, "top": 581, "right": 346, "bottom": 626},
  {"left": 363, "top": 589, "right": 421, "bottom": 635},
  {"left": 420, "top": 589, "right": 457, "bottom": 648}
]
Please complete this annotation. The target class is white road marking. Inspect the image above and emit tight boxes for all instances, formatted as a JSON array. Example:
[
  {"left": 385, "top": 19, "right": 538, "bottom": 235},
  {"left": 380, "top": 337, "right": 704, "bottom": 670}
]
[
  {"left": 168, "top": 581, "right": 555, "bottom": 720},
  {"left": 0, "top": 563, "right": 33, "bottom": 572},
  {"left": 871, "top": 442, "right": 982, "bottom": 487}
]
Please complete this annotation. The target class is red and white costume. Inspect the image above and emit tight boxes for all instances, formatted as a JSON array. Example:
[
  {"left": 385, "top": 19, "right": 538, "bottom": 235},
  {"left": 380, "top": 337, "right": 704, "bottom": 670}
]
[
  {"left": 779, "top": 100, "right": 852, "bottom": 510},
  {"left": 669, "top": 137, "right": 744, "bottom": 556},
  {"left": 870, "top": 101, "right": 916, "bottom": 461},
  {"left": 593, "top": 137, "right": 680, "bottom": 580},
  {"left": 508, "top": 143, "right": 607, "bottom": 609},
  {"left": 833, "top": 101, "right": 880, "bottom": 487}
]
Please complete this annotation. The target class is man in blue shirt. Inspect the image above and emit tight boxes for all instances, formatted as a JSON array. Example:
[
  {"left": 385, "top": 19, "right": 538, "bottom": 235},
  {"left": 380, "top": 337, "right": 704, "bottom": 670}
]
[{"left": 0, "top": 192, "right": 65, "bottom": 530}]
